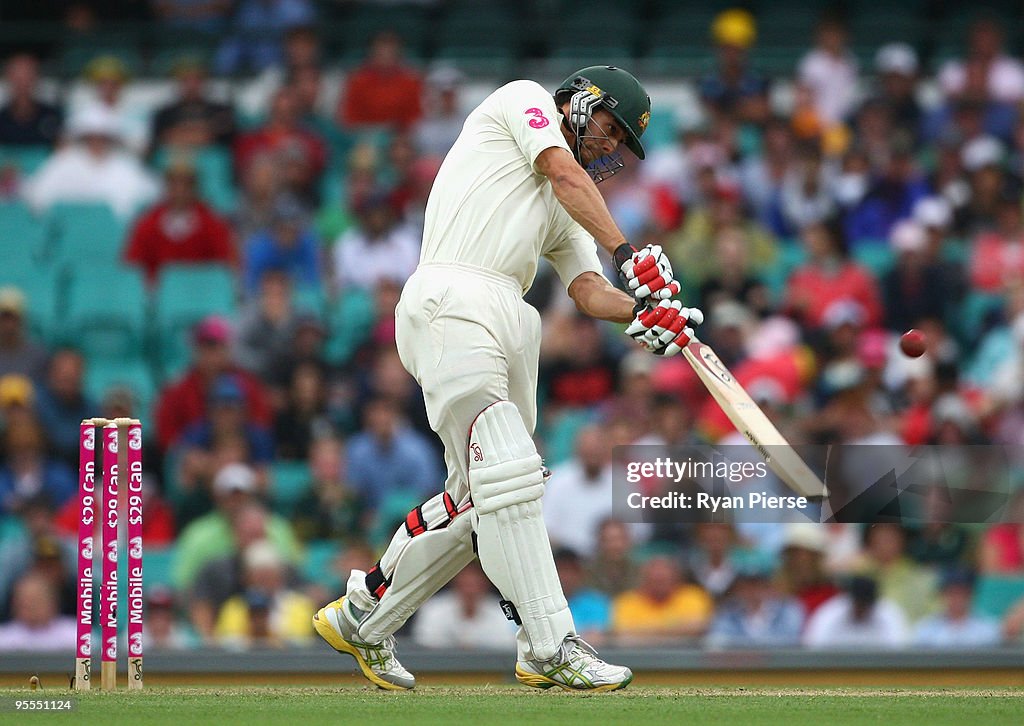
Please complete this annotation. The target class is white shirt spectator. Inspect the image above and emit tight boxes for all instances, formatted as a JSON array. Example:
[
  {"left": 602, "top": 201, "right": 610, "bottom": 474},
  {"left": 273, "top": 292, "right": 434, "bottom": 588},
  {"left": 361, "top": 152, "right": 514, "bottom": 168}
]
[
  {"left": 543, "top": 458, "right": 613, "bottom": 557},
  {"left": 412, "top": 591, "right": 516, "bottom": 650},
  {"left": 803, "top": 593, "right": 909, "bottom": 649},
  {"left": 798, "top": 49, "right": 859, "bottom": 124},
  {"left": 22, "top": 106, "right": 159, "bottom": 219},
  {"left": 332, "top": 224, "right": 421, "bottom": 290},
  {"left": 0, "top": 615, "right": 77, "bottom": 652},
  {"left": 912, "top": 613, "right": 1001, "bottom": 648},
  {"left": 939, "top": 57, "right": 1024, "bottom": 104}
]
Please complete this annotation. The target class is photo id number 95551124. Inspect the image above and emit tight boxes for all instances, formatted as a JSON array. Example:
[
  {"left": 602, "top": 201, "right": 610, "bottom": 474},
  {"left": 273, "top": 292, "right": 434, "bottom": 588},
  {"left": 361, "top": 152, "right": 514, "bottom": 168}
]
[{"left": 1, "top": 699, "right": 77, "bottom": 711}]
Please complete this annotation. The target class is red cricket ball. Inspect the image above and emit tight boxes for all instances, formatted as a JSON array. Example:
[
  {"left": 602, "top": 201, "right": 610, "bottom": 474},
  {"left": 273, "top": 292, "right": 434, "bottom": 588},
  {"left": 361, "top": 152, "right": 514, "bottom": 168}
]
[{"left": 900, "top": 329, "right": 927, "bottom": 358}]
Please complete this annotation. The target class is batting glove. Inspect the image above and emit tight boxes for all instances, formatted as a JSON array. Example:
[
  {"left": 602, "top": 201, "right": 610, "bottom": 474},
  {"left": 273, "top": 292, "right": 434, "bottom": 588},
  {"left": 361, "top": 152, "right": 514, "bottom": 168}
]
[
  {"left": 614, "top": 243, "right": 682, "bottom": 301},
  {"left": 625, "top": 300, "right": 704, "bottom": 357}
]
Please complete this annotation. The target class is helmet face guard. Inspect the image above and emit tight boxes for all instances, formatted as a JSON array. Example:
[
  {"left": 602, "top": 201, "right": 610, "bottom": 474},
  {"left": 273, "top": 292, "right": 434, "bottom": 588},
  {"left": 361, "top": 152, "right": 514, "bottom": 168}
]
[{"left": 556, "top": 66, "right": 651, "bottom": 183}]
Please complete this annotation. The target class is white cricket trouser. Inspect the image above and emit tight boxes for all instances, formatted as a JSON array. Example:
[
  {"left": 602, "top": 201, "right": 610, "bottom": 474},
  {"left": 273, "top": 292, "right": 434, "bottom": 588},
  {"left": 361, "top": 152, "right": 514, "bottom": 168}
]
[{"left": 395, "top": 262, "right": 542, "bottom": 502}]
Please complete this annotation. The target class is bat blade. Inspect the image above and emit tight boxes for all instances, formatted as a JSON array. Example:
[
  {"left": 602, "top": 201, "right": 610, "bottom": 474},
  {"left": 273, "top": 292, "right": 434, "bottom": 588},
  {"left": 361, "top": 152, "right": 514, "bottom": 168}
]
[{"left": 682, "top": 341, "right": 827, "bottom": 498}]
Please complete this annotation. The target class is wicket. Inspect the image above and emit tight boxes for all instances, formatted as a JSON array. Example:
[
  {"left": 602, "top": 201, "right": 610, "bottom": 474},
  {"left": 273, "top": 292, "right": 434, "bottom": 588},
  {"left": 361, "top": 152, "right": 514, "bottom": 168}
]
[{"left": 74, "top": 417, "right": 144, "bottom": 691}]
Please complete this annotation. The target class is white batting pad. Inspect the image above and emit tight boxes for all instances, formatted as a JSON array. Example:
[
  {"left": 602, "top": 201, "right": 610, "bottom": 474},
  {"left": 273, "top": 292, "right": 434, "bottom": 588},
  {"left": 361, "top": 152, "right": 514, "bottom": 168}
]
[{"left": 469, "top": 401, "right": 574, "bottom": 661}]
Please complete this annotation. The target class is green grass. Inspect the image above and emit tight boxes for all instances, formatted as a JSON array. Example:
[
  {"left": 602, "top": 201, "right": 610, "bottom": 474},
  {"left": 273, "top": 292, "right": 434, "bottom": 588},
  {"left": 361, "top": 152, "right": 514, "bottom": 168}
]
[{"left": 2, "top": 686, "right": 1022, "bottom": 725}]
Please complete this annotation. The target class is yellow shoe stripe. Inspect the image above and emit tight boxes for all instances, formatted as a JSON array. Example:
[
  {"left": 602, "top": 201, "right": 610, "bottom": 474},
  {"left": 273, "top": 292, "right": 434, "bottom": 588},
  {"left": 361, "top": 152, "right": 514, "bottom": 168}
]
[
  {"left": 313, "top": 607, "right": 410, "bottom": 691},
  {"left": 514, "top": 664, "right": 632, "bottom": 692}
]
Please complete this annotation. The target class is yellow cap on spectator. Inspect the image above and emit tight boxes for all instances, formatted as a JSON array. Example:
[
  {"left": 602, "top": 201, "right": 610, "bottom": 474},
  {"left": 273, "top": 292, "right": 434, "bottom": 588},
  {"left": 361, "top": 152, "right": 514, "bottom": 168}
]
[
  {"left": 0, "top": 286, "right": 25, "bottom": 315},
  {"left": 85, "top": 55, "right": 129, "bottom": 82},
  {"left": 0, "top": 374, "right": 34, "bottom": 407},
  {"left": 712, "top": 9, "right": 757, "bottom": 48}
]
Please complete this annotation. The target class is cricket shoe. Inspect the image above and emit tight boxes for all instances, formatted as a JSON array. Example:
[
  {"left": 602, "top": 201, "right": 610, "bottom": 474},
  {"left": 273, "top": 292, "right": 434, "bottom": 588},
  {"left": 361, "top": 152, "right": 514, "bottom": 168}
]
[
  {"left": 515, "top": 635, "right": 633, "bottom": 692},
  {"left": 313, "top": 596, "right": 415, "bottom": 690}
]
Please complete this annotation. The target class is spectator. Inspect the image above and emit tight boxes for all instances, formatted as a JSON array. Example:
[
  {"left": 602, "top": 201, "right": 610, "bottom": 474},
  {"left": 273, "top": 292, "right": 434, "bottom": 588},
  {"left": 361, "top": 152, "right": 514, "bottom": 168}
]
[
  {"left": 331, "top": 191, "right": 420, "bottom": 291},
  {"left": 784, "top": 218, "right": 883, "bottom": 330},
  {"left": 176, "top": 374, "right": 276, "bottom": 505},
  {"left": 173, "top": 463, "right": 302, "bottom": 592},
  {"left": 938, "top": 16, "right": 1024, "bottom": 105},
  {"left": 611, "top": 556, "right": 714, "bottom": 643},
  {"left": 969, "top": 191, "right": 1024, "bottom": 292},
  {"left": 869, "top": 43, "right": 924, "bottom": 145},
  {"left": 859, "top": 523, "right": 940, "bottom": 623},
  {"left": 345, "top": 396, "right": 442, "bottom": 511},
  {"left": 0, "top": 416, "right": 76, "bottom": 515},
  {"left": 0, "top": 495, "right": 60, "bottom": 616},
  {"left": 0, "top": 53, "right": 62, "bottom": 146},
  {"left": 234, "top": 269, "right": 300, "bottom": 377},
  {"left": 588, "top": 518, "right": 639, "bottom": 596},
  {"left": 412, "top": 562, "right": 516, "bottom": 650},
  {"left": 803, "top": 576, "right": 909, "bottom": 649},
  {"left": 959, "top": 136, "right": 1018, "bottom": 235},
  {"left": 554, "top": 548, "right": 611, "bottom": 645},
  {"left": 72, "top": 55, "right": 151, "bottom": 155},
  {"left": 779, "top": 142, "right": 836, "bottom": 233},
  {"left": 234, "top": 87, "right": 327, "bottom": 207},
  {"left": 543, "top": 425, "right": 614, "bottom": 557},
  {"left": 688, "top": 523, "right": 739, "bottom": 600},
  {"left": 242, "top": 195, "right": 321, "bottom": 296},
  {"left": 539, "top": 314, "right": 620, "bottom": 409},
  {"left": 235, "top": 152, "right": 284, "bottom": 242},
  {"left": 797, "top": 15, "right": 858, "bottom": 126},
  {"left": 189, "top": 501, "right": 302, "bottom": 641},
  {"left": 34, "top": 348, "right": 95, "bottom": 466},
  {"left": 698, "top": 9, "right": 770, "bottom": 125},
  {"left": 740, "top": 117, "right": 794, "bottom": 234},
  {"left": 912, "top": 568, "right": 1000, "bottom": 648},
  {"left": 22, "top": 105, "right": 159, "bottom": 219},
  {"left": 214, "top": 0, "right": 316, "bottom": 75},
  {"left": 215, "top": 539, "right": 315, "bottom": 648},
  {"left": 882, "top": 220, "right": 961, "bottom": 331},
  {"left": 0, "top": 287, "right": 48, "bottom": 380},
  {"left": 124, "top": 159, "right": 237, "bottom": 283},
  {"left": 272, "top": 361, "right": 332, "bottom": 461},
  {"left": 707, "top": 553, "right": 804, "bottom": 648},
  {"left": 414, "top": 66, "right": 466, "bottom": 157},
  {"left": 290, "top": 436, "right": 365, "bottom": 541},
  {"left": 265, "top": 313, "right": 330, "bottom": 394},
  {"left": 142, "top": 587, "right": 193, "bottom": 650},
  {"left": 776, "top": 524, "right": 840, "bottom": 618},
  {"left": 338, "top": 31, "right": 424, "bottom": 130},
  {"left": 149, "top": 0, "right": 232, "bottom": 35},
  {"left": 155, "top": 315, "right": 273, "bottom": 451},
  {"left": 15, "top": 535, "right": 76, "bottom": 618},
  {"left": 844, "top": 135, "right": 930, "bottom": 244},
  {"left": 0, "top": 572, "right": 76, "bottom": 652},
  {"left": 150, "top": 56, "right": 237, "bottom": 152}
]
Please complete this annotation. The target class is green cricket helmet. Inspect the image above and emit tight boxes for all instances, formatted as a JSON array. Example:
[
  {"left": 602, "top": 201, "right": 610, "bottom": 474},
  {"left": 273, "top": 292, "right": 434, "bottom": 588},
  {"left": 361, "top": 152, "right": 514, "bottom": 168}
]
[{"left": 555, "top": 65, "right": 652, "bottom": 160}]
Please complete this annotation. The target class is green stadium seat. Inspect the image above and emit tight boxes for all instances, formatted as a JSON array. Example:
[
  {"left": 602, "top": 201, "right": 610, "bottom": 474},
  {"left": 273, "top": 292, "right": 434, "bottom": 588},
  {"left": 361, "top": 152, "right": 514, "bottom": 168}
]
[
  {"left": 973, "top": 575, "right": 1024, "bottom": 619},
  {"left": 0, "top": 201, "right": 46, "bottom": 270},
  {"left": 541, "top": 408, "right": 597, "bottom": 466},
  {"left": 0, "top": 145, "right": 52, "bottom": 175},
  {"left": 958, "top": 291, "right": 1005, "bottom": 342},
  {"left": 83, "top": 358, "right": 156, "bottom": 424},
  {"left": 269, "top": 461, "right": 312, "bottom": 516},
  {"left": 58, "top": 43, "right": 143, "bottom": 79},
  {"left": 143, "top": 547, "right": 176, "bottom": 589},
  {"left": 153, "top": 263, "right": 237, "bottom": 378},
  {"left": 0, "top": 265, "right": 63, "bottom": 343},
  {"left": 63, "top": 265, "right": 148, "bottom": 360},
  {"left": 45, "top": 202, "right": 127, "bottom": 266},
  {"left": 303, "top": 539, "right": 342, "bottom": 590},
  {"left": 325, "top": 288, "right": 376, "bottom": 365},
  {"left": 293, "top": 285, "right": 327, "bottom": 318},
  {"left": 852, "top": 243, "right": 896, "bottom": 277}
]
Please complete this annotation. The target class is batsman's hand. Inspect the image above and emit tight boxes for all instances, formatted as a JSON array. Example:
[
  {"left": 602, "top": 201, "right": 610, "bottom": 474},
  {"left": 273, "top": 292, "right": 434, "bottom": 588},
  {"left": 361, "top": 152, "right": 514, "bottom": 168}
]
[
  {"left": 625, "top": 300, "right": 704, "bottom": 357},
  {"left": 614, "top": 243, "right": 681, "bottom": 301}
]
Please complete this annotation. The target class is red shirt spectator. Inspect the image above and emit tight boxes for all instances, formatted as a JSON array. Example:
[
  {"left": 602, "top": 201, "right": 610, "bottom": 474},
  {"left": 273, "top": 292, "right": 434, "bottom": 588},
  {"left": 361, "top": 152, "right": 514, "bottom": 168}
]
[
  {"left": 124, "top": 163, "right": 235, "bottom": 282},
  {"left": 338, "top": 31, "right": 423, "bottom": 129},
  {"left": 784, "top": 220, "right": 883, "bottom": 329},
  {"left": 154, "top": 316, "right": 272, "bottom": 450},
  {"left": 234, "top": 87, "right": 327, "bottom": 203},
  {"left": 969, "top": 195, "right": 1024, "bottom": 292}
]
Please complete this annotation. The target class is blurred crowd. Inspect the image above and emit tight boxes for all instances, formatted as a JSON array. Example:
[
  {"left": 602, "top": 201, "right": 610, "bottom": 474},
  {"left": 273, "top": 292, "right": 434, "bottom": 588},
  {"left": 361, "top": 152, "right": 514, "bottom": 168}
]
[{"left": 2, "top": 3, "right": 1024, "bottom": 654}]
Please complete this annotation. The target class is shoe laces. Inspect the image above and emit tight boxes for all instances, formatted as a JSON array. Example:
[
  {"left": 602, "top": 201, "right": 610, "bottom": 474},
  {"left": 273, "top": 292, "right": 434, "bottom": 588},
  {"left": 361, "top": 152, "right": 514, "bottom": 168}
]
[{"left": 560, "top": 635, "right": 599, "bottom": 666}]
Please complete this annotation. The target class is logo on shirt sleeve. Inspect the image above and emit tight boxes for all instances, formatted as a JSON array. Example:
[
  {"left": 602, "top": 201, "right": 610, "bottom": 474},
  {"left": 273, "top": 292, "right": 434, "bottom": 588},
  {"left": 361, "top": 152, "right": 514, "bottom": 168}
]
[{"left": 524, "top": 108, "right": 550, "bottom": 128}]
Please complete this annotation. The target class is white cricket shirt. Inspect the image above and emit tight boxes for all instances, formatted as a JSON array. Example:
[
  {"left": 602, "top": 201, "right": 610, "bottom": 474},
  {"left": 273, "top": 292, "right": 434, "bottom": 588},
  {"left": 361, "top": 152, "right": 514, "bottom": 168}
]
[{"left": 419, "top": 80, "right": 603, "bottom": 294}]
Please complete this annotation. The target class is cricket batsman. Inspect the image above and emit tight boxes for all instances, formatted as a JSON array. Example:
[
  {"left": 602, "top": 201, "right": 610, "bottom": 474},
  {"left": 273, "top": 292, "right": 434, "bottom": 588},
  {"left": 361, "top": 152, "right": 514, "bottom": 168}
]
[{"left": 314, "top": 66, "right": 702, "bottom": 691}]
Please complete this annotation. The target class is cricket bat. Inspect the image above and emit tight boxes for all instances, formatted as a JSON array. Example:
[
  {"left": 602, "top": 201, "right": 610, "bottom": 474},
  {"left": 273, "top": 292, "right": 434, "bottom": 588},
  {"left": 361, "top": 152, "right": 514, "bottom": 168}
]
[{"left": 682, "top": 341, "right": 828, "bottom": 498}]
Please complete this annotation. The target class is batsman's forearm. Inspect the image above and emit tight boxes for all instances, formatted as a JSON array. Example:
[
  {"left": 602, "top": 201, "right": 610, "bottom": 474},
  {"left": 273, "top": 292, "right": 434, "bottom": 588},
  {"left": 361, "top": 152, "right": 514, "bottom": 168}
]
[
  {"left": 548, "top": 165, "right": 629, "bottom": 256},
  {"left": 568, "top": 272, "right": 637, "bottom": 323}
]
